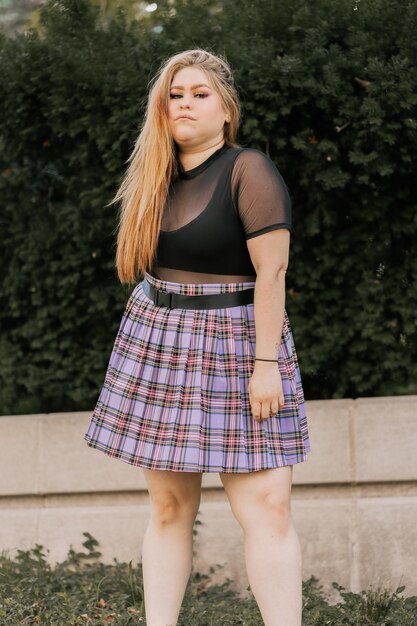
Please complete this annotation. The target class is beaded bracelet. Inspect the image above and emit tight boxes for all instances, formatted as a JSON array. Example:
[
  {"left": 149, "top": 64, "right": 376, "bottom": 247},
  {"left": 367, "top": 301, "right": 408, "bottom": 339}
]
[{"left": 255, "top": 358, "right": 278, "bottom": 362}]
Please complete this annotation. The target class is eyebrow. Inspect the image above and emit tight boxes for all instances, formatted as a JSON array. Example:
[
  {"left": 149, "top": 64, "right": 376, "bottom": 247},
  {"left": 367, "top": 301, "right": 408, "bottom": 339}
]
[{"left": 170, "top": 83, "right": 211, "bottom": 90}]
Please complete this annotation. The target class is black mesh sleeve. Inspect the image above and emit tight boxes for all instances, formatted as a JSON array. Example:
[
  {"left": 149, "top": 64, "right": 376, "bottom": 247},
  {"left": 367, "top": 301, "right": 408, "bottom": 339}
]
[{"left": 231, "top": 148, "right": 292, "bottom": 239}]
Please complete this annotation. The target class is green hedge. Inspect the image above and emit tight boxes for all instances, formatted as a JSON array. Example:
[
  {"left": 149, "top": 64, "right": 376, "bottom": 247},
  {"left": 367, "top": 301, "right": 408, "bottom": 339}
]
[{"left": 1, "top": 0, "right": 416, "bottom": 415}]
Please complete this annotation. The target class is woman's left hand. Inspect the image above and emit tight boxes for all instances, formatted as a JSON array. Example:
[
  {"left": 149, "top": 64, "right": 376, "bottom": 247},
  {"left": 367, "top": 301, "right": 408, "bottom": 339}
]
[{"left": 247, "top": 364, "right": 285, "bottom": 423}]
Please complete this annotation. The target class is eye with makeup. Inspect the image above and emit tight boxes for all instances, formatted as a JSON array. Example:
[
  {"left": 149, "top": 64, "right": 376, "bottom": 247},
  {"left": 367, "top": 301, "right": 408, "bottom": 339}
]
[{"left": 169, "top": 93, "right": 209, "bottom": 99}]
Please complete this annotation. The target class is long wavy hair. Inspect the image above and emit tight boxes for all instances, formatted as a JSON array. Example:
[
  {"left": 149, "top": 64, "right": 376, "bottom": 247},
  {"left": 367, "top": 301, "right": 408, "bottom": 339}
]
[{"left": 111, "top": 48, "right": 242, "bottom": 285}]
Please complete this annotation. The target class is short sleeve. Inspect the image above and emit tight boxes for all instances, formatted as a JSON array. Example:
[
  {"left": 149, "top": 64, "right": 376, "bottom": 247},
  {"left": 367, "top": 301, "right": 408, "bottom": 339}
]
[{"left": 231, "top": 148, "right": 292, "bottom": 240}]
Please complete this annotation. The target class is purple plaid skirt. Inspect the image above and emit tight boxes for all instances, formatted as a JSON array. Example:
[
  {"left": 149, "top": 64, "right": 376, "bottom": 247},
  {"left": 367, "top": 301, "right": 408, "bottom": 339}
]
[{"left": 84, "top": 271, "right": 311, "bottom": 472}]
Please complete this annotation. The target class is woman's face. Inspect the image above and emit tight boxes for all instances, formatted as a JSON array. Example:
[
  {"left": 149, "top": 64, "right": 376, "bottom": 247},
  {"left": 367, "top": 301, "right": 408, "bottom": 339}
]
[{"left": 168, "top": 66, "right": 230, "bottom": 150}]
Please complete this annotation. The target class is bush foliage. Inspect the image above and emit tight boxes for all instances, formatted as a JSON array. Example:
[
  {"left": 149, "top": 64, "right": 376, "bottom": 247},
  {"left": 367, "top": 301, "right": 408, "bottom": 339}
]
[
  {"left": 0, "top": 532, "right": 416, "bottom": 625},
  {"left": 1, "top": 0, "right": 416, "bottom": 414}
]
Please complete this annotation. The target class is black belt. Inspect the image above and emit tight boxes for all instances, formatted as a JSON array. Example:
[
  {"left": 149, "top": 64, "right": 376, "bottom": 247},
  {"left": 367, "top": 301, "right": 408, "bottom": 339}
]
[{"left": 142, "top": 277, "right": 254, "bottom": 310}]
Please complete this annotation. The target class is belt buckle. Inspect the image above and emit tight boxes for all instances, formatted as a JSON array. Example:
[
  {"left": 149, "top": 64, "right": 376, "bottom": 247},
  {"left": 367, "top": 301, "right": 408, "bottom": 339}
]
[{"left": 155, "top": 288, "right": 173, "bottom": 308}]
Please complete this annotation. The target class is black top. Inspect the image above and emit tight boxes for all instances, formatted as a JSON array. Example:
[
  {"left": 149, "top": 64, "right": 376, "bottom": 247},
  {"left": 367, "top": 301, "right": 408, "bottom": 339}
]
[{"left": 151, "top": 143, "right": 292, "bottom": 283}]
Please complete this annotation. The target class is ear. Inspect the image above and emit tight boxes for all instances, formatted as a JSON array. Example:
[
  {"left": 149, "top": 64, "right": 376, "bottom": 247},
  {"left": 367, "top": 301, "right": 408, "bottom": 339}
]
[{"left": 223, "top": 107, "right": 231, "bottom": 124}]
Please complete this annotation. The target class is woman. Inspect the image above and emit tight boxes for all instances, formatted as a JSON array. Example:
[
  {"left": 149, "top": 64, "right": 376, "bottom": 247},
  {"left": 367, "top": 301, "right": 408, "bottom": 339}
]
[{"left": 84, "top": 48, "right": 311, "bottom": 626}]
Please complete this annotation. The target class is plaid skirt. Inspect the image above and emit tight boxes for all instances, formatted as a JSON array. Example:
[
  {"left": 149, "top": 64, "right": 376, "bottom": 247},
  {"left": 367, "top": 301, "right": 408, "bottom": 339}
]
[{"left": 84, "top": 271, "right": 311, "bottom": 473}]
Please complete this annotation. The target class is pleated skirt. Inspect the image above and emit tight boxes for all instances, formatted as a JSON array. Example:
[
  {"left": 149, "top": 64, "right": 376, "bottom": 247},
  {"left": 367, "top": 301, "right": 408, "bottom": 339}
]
[{"left": 84, "top": 271, "right": 311, "bottom": 472}]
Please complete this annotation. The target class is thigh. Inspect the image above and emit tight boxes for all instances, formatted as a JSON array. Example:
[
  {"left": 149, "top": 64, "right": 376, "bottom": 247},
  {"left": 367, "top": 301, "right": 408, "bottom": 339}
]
[
  {"left": 219, "top": 466, "right": 293, "bottom": 525},
  {"left": 143, "top": 468, "right": 203, "bottom": 507}
]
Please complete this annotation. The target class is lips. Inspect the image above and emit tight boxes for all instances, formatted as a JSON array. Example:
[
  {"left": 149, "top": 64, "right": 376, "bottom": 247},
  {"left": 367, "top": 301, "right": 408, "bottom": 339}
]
[{"left": 176, "top": 115, "right": 195, "bottom": 120}]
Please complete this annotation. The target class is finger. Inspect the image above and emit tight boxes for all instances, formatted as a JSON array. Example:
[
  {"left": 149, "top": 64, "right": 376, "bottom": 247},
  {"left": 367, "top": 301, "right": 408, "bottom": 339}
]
[
  {"left": 270, "top": 402, "right": 280, "bottom": 415},
  {"left": 261, "top": 402, "right": 271, "bottom": 421},
  {"left": 251, "top": 400, "right": 262, "bottom": 422}
]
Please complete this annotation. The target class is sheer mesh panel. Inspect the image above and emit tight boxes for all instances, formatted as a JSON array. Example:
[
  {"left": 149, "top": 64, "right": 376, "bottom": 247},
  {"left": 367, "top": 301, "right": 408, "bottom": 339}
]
[
  {"left": 231, "top": 149, "right": 292, "bottom": 239},
  {"left": 160, "top": 168, "right": 219, "bottom": 233},
  {"left": 152, "top": 146, "right": 291, "bottom": 284}
]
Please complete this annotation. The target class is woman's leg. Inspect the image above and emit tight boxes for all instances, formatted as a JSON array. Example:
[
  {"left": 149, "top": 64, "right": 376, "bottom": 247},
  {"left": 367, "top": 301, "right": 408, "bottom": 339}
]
[
  {"left": 219, "top": 466, "right": 302, "bottom": 626},
  {"left": 141, "top": 469, "right": 202, "bottom": 626}
]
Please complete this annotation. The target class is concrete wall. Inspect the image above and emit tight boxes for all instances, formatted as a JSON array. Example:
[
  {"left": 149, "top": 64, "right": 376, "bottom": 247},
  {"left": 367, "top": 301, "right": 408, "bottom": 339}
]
[{"left": 1, "top": 395, "right": 416, "bottom": 600}]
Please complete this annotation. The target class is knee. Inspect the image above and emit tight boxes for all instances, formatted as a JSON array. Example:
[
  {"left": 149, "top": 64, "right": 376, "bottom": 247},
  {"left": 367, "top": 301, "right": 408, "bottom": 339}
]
[
  {"left": 150, "top": 491, "right": 200, "bottom": 528},
  {"left": 263, "top": 491, "right": 292, "bottom": 530},
  {"left": 233, "top": 492, "right": 292, "bottom": 535}
]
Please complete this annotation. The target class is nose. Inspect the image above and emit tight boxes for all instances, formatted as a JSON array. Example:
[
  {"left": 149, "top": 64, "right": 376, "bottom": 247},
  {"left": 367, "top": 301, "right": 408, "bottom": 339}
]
[{"left": 180, "top": 94, "right": 192, "bottom": 108}]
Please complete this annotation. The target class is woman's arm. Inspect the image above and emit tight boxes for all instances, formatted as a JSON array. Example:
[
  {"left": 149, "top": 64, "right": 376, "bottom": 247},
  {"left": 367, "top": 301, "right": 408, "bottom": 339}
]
[{"left": 246, "top": 228, "right": 290, "bottom": 421}]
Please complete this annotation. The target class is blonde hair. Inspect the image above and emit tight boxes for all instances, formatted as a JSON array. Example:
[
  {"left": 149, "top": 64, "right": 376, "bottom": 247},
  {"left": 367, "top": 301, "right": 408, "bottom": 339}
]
[{"left": 111, "top": 48, "right": 242, "bottom": 285}]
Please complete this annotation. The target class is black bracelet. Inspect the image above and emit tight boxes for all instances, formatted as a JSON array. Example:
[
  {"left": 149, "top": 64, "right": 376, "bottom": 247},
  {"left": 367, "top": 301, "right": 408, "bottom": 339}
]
[{"left": 255, "top": 358, "right": 278, "bottom": 362}]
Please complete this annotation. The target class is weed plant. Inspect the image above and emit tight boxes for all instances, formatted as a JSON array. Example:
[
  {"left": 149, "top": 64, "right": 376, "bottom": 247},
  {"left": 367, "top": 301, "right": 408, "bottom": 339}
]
[{"left": 0, "top": 533, "right": 416, "bottom": 625}]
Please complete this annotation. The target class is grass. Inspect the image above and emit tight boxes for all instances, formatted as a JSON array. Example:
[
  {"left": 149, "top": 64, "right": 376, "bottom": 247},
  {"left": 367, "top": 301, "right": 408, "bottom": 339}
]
[{"left": 0, "top": 532, "right": 416, "bottom": 625}]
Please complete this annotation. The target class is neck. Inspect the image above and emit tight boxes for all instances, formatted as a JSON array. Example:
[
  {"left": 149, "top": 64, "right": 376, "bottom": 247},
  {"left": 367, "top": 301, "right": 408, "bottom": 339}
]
[{"left": 176, "top": 139, "right": 225, "bottom": 171}]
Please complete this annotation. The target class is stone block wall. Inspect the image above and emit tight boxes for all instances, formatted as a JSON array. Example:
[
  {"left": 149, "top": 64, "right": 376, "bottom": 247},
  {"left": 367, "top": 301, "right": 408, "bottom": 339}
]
[{"left": 1, "top": 396, "right": 416, "bottom": 598}]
